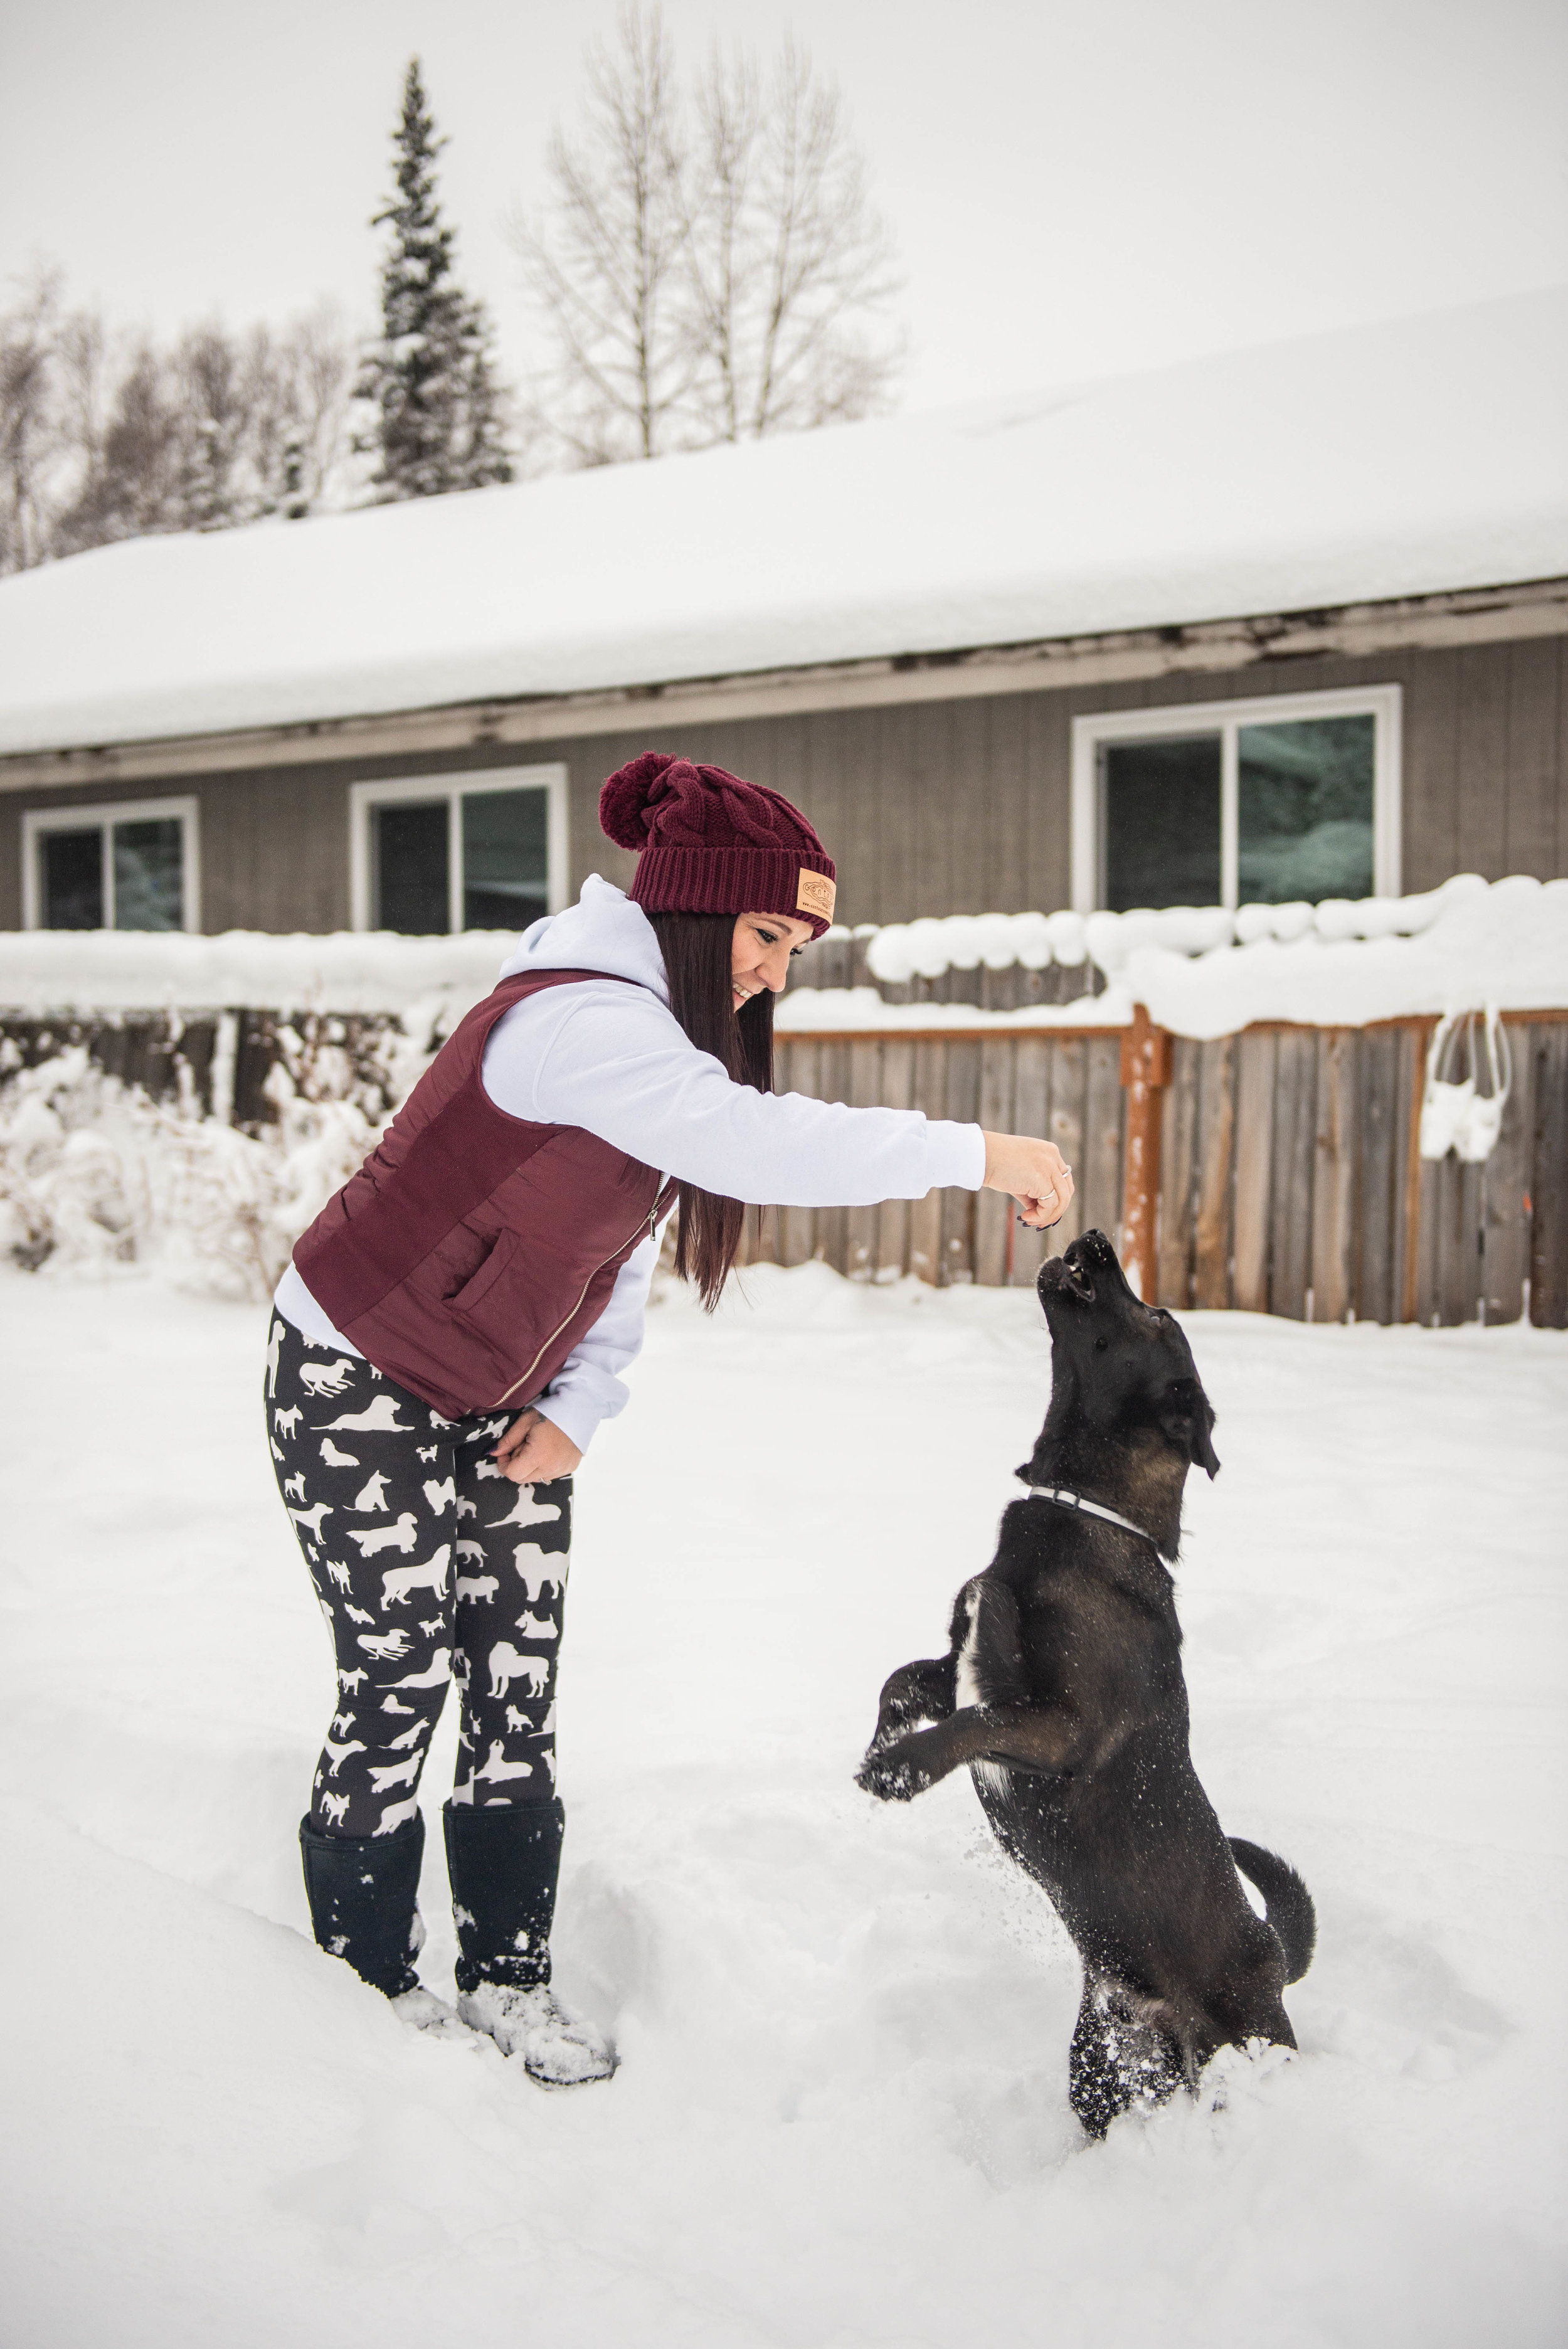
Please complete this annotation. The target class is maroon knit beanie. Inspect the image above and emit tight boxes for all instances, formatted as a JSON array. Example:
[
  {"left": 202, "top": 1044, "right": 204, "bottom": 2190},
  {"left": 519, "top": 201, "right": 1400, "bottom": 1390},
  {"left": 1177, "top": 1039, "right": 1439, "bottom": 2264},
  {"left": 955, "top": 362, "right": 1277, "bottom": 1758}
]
[{"left": 599, "top": 751, "right": 838, "bottom": 937}]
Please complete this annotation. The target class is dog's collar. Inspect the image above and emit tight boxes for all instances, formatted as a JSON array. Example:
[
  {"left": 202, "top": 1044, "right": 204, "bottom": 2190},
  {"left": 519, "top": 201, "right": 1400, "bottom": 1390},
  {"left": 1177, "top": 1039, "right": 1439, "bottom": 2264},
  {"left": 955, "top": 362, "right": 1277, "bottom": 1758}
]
[{"left": 1015, "top": 1480, "right": 1170, "bottom": 1559}]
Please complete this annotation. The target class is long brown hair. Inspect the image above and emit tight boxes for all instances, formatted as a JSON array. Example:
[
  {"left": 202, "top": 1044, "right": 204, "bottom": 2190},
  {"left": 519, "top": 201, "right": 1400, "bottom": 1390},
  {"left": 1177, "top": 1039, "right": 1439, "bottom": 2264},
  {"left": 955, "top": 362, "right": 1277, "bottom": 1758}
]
[{"left": 648, "top": 909, "right": 775, "bottom": 1309}]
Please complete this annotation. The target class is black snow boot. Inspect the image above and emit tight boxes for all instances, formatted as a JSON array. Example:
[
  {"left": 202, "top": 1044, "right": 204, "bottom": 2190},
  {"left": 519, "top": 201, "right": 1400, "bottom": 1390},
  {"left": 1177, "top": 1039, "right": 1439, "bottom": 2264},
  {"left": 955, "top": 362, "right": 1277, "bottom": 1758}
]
[
  {"left": 443, "top": 1797, "right": 616, "bottom": 2086},
  {"left": 299, "top": 1811, "right": 425, "bottom": 1998},
  {"left": 443, "top": 1796, "right": 563, "bottom": 1993}
]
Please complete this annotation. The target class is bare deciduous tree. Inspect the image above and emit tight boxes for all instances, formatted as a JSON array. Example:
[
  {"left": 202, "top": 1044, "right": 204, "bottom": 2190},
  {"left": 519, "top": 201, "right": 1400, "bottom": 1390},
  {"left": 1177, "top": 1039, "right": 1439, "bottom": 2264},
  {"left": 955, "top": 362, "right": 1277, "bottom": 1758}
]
[
  {"left": 512, "top": 6, "right": 902, "bottom": 467},
  {"left": 0, "top": 273, "right": 65, "bottom": 573},
  {"left": 270, "top": 308, "right": 358, "bottom": 513},
  {"left": 0, "top": 278, "right": 360, "bottom": 573},
  {"left": 53, "top": 337, "right": 182, "bottom": 553},
  {"left": 511, "top": 8, "right": 694, "bottom": 465},
  {"left": 682, "top": 35, "right": 902, "bottom": 443}
]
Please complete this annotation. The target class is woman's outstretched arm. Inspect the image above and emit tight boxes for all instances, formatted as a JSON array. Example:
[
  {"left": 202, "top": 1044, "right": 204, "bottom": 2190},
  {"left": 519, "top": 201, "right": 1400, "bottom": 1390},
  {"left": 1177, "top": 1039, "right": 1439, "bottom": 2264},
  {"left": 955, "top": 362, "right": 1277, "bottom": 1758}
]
[{"left": 491, "top": 988, "right": 1071, "bottom": 1219}]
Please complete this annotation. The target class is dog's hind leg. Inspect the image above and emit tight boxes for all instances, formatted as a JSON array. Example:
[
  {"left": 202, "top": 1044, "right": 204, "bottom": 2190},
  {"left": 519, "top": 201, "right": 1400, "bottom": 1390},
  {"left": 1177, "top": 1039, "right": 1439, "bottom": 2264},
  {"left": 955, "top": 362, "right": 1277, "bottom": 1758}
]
[
  {"left": 1069, "top": 1978, "right": 1185, "bottom": 2140},
  {"left": 864, "top": 1655, "right": 956, "bottom": 1758}
]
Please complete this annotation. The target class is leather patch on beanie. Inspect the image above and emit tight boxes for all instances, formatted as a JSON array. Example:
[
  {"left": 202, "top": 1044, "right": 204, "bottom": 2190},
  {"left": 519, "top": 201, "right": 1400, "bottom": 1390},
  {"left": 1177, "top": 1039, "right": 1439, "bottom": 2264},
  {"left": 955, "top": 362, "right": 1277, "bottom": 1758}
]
[{"left": 797, "top": 869, "right": 836, "bottom": 922}]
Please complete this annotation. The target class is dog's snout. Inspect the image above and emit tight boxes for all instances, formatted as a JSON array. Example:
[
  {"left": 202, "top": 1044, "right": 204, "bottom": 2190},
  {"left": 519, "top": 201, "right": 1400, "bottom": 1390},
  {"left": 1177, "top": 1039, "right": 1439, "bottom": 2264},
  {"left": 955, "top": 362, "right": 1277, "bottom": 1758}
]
[
  {"left": 1060, "top": 1232, "right": 1107, "bottom": 1300},
  {"left": 1037, "top": 1251, "right": 1095, "bottom": 1305},
  {"left": 1040, "top": 1229, "right": 1140, "bottom": 1315}
]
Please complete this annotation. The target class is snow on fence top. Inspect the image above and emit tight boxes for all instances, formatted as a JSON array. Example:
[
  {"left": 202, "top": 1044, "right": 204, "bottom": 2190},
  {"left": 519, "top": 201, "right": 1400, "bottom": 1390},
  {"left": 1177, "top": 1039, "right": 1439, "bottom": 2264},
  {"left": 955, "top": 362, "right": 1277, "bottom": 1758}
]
[
  {"left": 862, "top": 878, "right": 1488, "bottom": 985},
  {"left": 0, "top": 927, "right": 509, "bottom": 1028},
  {"left": 1, "top": 874, "right": 1562, "bottom": 1041},
  {"left": 1, "top": 290, "right": 1565, "bottom": 758},
  {"left": 778, "top": 874, "right": 1568, "bottom": 1038}
]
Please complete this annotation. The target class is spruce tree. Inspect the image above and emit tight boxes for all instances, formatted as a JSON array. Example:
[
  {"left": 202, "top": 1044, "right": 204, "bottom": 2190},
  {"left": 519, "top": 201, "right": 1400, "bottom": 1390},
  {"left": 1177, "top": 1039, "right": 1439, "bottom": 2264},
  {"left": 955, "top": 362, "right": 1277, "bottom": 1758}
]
[{"left": 358, "top": 59, "right": 514, "bottom": 499}]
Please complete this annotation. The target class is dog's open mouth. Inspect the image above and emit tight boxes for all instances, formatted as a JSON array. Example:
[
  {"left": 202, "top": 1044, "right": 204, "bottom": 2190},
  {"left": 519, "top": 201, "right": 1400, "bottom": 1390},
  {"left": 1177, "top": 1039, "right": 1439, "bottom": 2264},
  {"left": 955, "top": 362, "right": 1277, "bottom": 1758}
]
[{"left": 1041, "top": 1245, "right": 1097, "bottom": 1303}]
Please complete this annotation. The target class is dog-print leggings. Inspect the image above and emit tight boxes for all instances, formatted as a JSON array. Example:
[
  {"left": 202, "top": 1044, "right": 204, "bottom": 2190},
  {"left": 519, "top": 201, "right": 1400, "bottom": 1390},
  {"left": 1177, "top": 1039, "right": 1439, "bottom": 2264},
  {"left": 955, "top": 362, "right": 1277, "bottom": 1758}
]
[{"left": 266, "top": 1315, "right": 571, "bottom": 1838}]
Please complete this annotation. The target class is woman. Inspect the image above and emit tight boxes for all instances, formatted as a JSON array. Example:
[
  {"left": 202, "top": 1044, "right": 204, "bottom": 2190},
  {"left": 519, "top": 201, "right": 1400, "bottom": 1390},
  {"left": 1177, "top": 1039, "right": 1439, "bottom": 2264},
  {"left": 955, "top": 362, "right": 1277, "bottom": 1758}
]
[{"left": 267, "top": 751, "right": 1073, "bottom": 2086}]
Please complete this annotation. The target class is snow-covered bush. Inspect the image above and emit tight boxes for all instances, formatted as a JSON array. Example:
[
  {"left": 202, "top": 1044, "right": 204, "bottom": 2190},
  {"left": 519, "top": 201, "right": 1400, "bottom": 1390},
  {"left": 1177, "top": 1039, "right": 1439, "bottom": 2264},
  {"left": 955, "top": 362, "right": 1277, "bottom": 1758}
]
[{"left": 0, "top": 1018, "right": 429, "bottom": 1301}]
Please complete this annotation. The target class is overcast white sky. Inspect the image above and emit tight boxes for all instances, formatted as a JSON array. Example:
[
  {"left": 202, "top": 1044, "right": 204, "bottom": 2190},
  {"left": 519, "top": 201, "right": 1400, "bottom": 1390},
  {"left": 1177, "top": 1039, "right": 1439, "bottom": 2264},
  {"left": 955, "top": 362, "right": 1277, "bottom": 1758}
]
[{"left": 3, "top": 0, "right": 1565, "bottom": 412}]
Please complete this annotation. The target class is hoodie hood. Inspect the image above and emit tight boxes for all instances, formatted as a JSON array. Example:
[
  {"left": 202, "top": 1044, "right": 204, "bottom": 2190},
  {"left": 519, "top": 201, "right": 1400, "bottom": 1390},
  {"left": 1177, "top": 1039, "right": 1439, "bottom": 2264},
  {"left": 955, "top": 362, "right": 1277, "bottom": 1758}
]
[{"left": 497, "top": 874, "right": 670, "bottom": 1004}]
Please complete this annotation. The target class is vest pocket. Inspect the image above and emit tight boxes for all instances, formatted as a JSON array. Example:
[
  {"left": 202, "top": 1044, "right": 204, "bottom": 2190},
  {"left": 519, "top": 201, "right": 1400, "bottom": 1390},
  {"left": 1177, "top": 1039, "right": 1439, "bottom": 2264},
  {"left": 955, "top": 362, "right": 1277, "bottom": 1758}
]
[{"left": 445, "top": 1229, "right": 519, "bottom": 1322}]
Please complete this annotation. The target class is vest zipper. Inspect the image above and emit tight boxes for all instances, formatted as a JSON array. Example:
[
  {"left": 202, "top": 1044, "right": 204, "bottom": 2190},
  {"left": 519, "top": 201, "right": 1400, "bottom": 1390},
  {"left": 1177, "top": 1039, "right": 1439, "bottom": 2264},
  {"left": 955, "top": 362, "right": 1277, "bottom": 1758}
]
[{"left": 493, "top": 1201, "right": 662, "bottom": 1410}]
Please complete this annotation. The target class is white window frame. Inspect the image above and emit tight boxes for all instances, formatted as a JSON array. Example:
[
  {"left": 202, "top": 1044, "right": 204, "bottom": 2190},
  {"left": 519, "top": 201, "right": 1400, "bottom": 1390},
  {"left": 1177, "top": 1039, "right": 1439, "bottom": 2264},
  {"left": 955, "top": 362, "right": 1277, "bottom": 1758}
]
[
  {"left": 1069, "top": 684, "right": 1402, "bottom": 913},
  {"left": 21, "top": 794, "right": 201, "bottom": 931},
  {"left": 349, "top": 763, "right": 569, "bottom": 934}
]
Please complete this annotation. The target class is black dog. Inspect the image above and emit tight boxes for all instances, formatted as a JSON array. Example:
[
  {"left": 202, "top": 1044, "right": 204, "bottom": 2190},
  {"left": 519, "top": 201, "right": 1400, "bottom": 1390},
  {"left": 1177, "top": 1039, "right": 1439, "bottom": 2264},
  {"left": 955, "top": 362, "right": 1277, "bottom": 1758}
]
[{"left": 857, "top": 1229, "right": 1315, "bottom": 2136}]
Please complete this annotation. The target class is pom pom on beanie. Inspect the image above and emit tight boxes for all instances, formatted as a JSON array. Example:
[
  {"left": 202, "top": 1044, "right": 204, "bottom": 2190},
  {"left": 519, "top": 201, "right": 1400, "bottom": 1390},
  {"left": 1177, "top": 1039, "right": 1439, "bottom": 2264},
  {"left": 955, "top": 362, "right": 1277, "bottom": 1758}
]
[{"left": 599, "top": 751, "right": 837, "bottom": 935}]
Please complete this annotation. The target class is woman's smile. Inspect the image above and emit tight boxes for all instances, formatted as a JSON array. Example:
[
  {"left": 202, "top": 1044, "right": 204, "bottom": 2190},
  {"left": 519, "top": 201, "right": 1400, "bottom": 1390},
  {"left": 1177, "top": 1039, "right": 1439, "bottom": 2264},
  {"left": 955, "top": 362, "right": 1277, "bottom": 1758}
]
[{"left": 731, "top": 911, "right": 815, "bottom": 1013}]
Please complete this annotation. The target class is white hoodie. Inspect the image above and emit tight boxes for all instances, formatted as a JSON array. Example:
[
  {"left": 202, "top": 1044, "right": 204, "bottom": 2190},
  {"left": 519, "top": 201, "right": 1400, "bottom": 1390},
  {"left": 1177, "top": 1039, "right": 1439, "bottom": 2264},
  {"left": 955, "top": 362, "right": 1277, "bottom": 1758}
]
[{"left": 274, "top": 878, "right": 985, "bottom": 1450}]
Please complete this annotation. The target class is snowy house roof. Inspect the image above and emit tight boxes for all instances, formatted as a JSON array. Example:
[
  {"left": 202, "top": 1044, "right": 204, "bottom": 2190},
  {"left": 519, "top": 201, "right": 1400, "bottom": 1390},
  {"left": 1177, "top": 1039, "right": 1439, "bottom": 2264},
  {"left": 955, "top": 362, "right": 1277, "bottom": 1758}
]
[{"left": 1, "top": 287, "right": 1565, "bottom": 760}]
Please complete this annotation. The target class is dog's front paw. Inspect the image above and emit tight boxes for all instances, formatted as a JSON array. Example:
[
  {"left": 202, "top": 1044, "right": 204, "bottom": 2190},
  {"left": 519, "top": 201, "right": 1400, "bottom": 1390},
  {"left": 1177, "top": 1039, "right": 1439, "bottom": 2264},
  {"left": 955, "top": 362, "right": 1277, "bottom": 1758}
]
[
  {"left": 862, "top": 1713, "right": 921, "bottom": 1763},
  {"left": 856, "top": 1743, "right": 930, "bottom": 1803}
]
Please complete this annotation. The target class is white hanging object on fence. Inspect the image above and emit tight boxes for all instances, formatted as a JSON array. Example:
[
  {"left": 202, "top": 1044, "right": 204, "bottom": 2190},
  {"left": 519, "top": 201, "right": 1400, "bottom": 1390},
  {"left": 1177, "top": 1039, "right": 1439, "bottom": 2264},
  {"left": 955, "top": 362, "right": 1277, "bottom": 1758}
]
[{"left": 1418, "top": 1008, "right": 1512, "bottom": 1163}]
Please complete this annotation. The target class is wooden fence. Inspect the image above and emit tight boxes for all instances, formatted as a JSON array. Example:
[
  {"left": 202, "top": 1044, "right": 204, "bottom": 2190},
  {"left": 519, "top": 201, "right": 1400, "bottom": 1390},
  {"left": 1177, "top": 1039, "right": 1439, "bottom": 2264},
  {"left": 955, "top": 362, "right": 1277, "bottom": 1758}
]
[
  {"left": 745, "top": 1015, "right": 1568, "bottom": 1329},
  {"left": 0, "top": 1009, "right": 405, "bottom": 1130},
  {"left": 3, "top": 1004, "right": 1564, "bottom": 1327},
  {"left": 1149, "top": 1019, "right": 1567, "bottom": 1328},
  {"left": 754, "top": 1030, "right": 1128, "bottom": 1295}
]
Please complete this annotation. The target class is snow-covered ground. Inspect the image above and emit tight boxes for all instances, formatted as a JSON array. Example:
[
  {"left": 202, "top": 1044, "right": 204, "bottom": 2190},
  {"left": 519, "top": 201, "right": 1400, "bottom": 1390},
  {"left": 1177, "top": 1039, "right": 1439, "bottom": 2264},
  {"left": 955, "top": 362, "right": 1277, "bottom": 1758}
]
[{"left": 3, "top": 1265, "right": 1564, "bottom": 2348}]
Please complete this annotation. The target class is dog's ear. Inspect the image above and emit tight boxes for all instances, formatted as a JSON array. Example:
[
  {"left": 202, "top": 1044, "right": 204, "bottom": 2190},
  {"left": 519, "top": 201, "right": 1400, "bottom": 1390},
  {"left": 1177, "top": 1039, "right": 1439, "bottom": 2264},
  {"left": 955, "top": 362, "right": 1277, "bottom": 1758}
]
[{"left": 1160, "top": 1379, "right": 1220, "bottom": 1478}]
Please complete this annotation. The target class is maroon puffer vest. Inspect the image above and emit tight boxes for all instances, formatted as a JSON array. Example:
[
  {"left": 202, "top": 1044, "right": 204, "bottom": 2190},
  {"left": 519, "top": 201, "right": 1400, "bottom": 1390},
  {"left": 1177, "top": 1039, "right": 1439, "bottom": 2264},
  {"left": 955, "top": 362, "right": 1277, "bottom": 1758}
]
[{"left": 294, "top": 968, "right": 678, "bottom": 1420}]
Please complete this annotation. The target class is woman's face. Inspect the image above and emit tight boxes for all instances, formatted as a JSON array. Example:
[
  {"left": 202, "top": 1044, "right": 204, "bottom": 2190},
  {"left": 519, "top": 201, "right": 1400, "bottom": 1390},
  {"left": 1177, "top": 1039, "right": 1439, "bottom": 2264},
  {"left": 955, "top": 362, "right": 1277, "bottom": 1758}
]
[{"left": 731, "top": 911, "right": 816, "bottom": 1011}]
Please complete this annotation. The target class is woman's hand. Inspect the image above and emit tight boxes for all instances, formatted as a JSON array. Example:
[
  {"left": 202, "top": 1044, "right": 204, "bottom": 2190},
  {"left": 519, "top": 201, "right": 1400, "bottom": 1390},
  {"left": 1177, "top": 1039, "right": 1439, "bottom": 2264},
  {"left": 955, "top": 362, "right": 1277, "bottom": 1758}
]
[
  {"left": 980, "top": 1131, "right": 1076, "bottom": 1229},
  {"left": 495, "top": 1408, "right": 583, "bottom": 1486}
]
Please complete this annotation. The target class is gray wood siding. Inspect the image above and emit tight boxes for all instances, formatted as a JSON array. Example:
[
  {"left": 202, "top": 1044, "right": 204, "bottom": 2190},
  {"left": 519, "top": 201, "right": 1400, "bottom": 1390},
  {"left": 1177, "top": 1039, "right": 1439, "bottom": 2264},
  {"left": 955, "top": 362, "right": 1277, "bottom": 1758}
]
[{"left": 4, "top": 633, "right": 1564, "bottom": 932}]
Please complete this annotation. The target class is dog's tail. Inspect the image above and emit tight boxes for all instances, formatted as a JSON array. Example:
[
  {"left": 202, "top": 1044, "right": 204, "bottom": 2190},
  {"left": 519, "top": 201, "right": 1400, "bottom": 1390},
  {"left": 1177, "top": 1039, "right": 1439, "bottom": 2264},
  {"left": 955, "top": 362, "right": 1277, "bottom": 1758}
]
[{"left": 1229, "top": 1838, "right": 1316, "bottom": 1984}]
